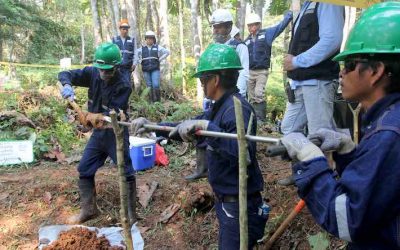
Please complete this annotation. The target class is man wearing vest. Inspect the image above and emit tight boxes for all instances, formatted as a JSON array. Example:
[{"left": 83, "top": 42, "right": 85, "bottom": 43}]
[
  {"left": 245, "top": 11, "right": 292, "bottom": 122},
  {"left": 278, "top": 1, "right": 344, "bottom": 186},
  {"left": 281, "top": 3, "right": 400, "bottom": 248},
  {"left": 184, "top": 9, "right": 250, "bottom": 181},
  {"left": 112, "top": 19, "right": 136, "bottom": 84},
  {"left": 58, "top": 43, "right": 136, "bottom": 225},
  {"left": 134, "top": 31, "right": 170, "bottom": 103}
]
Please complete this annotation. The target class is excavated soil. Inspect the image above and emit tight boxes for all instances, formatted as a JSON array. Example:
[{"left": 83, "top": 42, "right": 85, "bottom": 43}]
[{"left": 42, "top": 227, "right": 123, "bottom": 250}]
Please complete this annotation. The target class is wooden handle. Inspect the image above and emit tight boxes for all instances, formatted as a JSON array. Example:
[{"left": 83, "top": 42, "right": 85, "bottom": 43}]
[
  {"left": 57, "top": 81, "right": 88, "bottom": 127},
  {"left": 264, "top": 200, "right": 306, "bottom": 250}
]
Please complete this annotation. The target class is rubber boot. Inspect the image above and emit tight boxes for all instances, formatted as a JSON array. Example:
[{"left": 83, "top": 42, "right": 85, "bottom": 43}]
[
  {"left": 126, "top": 175, "right": 137, "bottom": 224},
  {"left": 277, "top": 175, "right": 295, "bottom": 186},
  {"left": 149, "top": 87, "right": 154, "bottom": 103},
  {"left": 253, "top": 101, "right": 266, "bottom": 122},
  {"left": 154, "top": 88, "right": 161, "bottom": 102},
  {"left": 67, "top": 178, "right": 99, "bottom": 224},
  {"left": 185, "top": 147, "right": 208, "bottom": 181}
]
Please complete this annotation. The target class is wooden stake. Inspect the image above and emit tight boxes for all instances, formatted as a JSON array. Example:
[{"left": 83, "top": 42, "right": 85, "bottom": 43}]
[
  {"left": 233, "top": 96, "right": 248, "bottom": 250},
  {"left": 110, "top": 110, "right": 133, "bottom": 250}
]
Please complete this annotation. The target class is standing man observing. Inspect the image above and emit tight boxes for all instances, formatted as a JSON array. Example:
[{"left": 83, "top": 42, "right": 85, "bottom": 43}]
[
  {"left": 278, "top": 1, "right": 344, "bottom": 186},
  {"left": 281, "top": 3, "right": 400, "bottom": 248},
  {"left": 134, "top": 31, "right": 170, "bottom": 103},
  {"left": 245, "top": 11, "right": 292, "bottom": 122},
  {"left": 112, "top": 19, "right": 136, "bottom": 84}
]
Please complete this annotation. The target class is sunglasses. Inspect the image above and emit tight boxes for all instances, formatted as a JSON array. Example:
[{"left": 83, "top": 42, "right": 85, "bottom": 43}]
[
  {"left": 342, "top": 59, "right": 369, "bottom": 73},
  {"left": 199, "top": 74, "right": 216, "bottom": 85},
  {"left": 120, "top": 27, "right": 129, "bottom": 30}
]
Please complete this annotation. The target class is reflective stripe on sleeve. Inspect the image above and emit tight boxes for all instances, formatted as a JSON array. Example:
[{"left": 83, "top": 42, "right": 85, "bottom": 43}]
[{"left": 335, "top": 193, "right": 352, "bottom": 242}]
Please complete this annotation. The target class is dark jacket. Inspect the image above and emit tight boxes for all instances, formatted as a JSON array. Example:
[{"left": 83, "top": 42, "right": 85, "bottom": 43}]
[
  {"left": 58, "top": 66, "right": 131, "bottom": 116},
  {"left": 293, "top": 93, "right": 400, "bottom": 249}
]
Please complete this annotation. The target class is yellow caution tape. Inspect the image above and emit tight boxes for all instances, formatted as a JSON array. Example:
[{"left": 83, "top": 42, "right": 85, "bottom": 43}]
[
  {"left": 312, "top": 0, "right": 381, "bottom": 8},
  {"left": 0, "top": 61, "right": 90, "bottom": 69}
]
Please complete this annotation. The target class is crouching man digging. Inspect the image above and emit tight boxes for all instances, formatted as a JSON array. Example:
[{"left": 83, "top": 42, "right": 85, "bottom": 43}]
[
  {"left": 131, "top": 44, "right": 268, "bottom": 249},
  {"left": 58, "top": 42, "right": 136, "bottom": 224}
]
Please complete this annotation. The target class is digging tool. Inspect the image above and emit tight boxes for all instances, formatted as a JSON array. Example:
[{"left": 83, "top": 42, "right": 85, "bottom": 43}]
[
  {"left": 263, "top": 199, "right": 306, "bottom": 250},
  {"left": 57, "top": 82, "right": 88, "bottom": 127}
]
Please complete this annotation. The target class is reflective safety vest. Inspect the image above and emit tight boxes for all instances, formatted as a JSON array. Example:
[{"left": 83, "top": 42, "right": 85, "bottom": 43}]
[
  {"left": 112, "top": 36, "right": 135, "bottom": 68},
  {"left": 141, "top": 45, "right": 160, "bottom": 72}
]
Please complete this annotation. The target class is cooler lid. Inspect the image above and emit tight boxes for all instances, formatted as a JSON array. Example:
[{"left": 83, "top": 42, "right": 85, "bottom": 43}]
[{"left": 129, "top": 136, "right": 156, "bottom": 147}]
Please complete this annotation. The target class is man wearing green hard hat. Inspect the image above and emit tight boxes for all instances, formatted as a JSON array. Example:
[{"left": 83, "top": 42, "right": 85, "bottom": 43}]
[
  {"left": 58, "top": 42, "right": 136, "bottom": 224},
  {"left": 131, "top": 44, "right": 268, "bottom": 249},
  {"left": 279, "top": 2, "right": 400, "bottom": 249}
]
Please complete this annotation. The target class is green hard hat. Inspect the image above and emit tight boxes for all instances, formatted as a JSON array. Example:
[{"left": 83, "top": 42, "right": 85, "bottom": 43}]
[
  {"left": 334, "top": 1, "right": 400, "bottom": 61},
  {"left": 193, "top": 43, "right": 242, "bottom": 78},
  {"left": 93, "top": 42, "right": 122, "bottom": 69}
]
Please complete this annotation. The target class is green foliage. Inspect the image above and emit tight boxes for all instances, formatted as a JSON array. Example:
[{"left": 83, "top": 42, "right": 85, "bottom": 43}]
[
  {"left": 308, "top": 232, "right": 330, "bottom": 250},
  {"left": 269, "top": 0, "right": 290, "bottom": 15},
  {"left": 129, "top": 91, "right": 201, "bottom": 123}
]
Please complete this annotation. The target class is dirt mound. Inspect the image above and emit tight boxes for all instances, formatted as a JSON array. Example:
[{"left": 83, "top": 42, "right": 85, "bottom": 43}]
[{"left": 42, "top": 227, "right": 124, "bottom": 250}]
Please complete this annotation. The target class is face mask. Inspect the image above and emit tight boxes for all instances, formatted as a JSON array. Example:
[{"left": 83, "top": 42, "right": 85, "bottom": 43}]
[{"left": 213, "top": 33, "right": 231, "bottom": 44}]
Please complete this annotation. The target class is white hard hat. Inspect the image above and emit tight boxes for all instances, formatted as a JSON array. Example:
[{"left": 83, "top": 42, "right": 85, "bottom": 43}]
[
  {"left": 145, "top": 30, "right": 156, "bottom": 37},
  {"left": 210, "top": 9, "right": 233, "bottom": 25},
  {"left": 230, "top": 25, "right": 240, "bottom": 38},
  {"left": 246, "top": 13, "right": 261, "bottom": 25}
]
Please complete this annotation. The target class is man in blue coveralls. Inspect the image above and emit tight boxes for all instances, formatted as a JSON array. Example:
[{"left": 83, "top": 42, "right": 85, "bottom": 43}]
[
  {"left": 281, "top": 2, "right": 400, "bottom": 249},
  {"left": 58, "top": 42, "right": 135, "bottom": 224},
  {"left": 131, "top": 44, "right": 268, "bottom": 249}
]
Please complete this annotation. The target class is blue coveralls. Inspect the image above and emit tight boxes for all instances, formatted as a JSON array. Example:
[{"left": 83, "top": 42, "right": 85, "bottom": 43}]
[
  {"left": 159, "top": 90, "right": 267, "bottom": 249},
  {"left": 292, "top": 93, "right": 400, "bottom": 249},
  {"left": 112, "top": 35, "right": 135, "bottom": 83},
  {"left": 58, "top": 67, "right": 133, "bottom": 178}
]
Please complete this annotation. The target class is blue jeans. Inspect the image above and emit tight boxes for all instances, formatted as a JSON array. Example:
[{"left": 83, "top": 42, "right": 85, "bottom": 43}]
[
  {"left": 78, "top": 128, "right": 133, "bottom": 178},
  {"left": 215, "top": 195, "right": 267, "bottom": 250},
  {"left": 281, "top": 80, "right": 336, "bottom": 135},
  {"left": 143, "top": 70, "right": 160, "bottom": 88}
]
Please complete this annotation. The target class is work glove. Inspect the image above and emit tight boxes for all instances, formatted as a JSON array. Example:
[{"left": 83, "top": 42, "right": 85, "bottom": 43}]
[
  {"left": 131, "top": 117, "right": 154, "bottom": 135},
  {"left": 281, "top": 133, "right": 324, "bottom": 162},
  {"left": 61, "top": 84, "right": 75, "bottom": 101},
  {"left": 86, "top": 112, "right": 105, "bottom": 129},
  {"left": 308, "top": 128, "right": 356, "bottom": 155},
  {"left": 169, "top": 120, "right": 209, "bottom": 142}
]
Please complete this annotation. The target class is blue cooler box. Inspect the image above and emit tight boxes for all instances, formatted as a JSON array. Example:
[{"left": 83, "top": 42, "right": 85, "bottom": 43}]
[{"left": 129, "top": 136, "right": 156, "bottom": 171}]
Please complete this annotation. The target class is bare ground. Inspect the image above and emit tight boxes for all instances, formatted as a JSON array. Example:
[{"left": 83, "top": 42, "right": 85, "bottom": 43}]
[{"left": 0, "top": 130, "right": 345, "bottom": 250}]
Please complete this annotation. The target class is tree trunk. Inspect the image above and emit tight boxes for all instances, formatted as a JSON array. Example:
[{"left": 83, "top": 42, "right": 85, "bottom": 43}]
[
  {"left": 342, "top": 6, "right": 356, "bottom": 51},
  {"left": 237, "top": 0, "right": 246, "bottom": 39},
  {"left": 212, "top": 0, "right": 218, "bottom": 11},
  {"left": 150, "top": 0, "right": 160, "bottom": 36},
  {"left": 80, "top": 24, "right": 85, "bottom": 64},
  {"left": 178, "top": 0, "right": 187, "bottom": 94},
  {"left": 101, "top": 0, "right": 112, "bottom": 41},
  {"left": 90, "top": 0, "right": 103, "bottom": 46},
  {"left": 146, "top": 1, "right": 154, "bottom": 31},
  {"left": 134, "top": 0, "right": 142, "bottom": 40},
  {"left": 107, "top": 0, "right": 118, "bottom": 36},
  {"left": 254, "top": 0, "right": 264, "bottom": 22},
  {"left": 112, "top": 0, "right": 120, "bottom": 29},
  {"left": 190, "top": 0, "right": 203, "bottom": 106},
  {"left": 159, "top": 0, "right": 172, "bottom": 86},
  {"left": 125, "top": 0, "right": 139, "bottom": 41}
]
